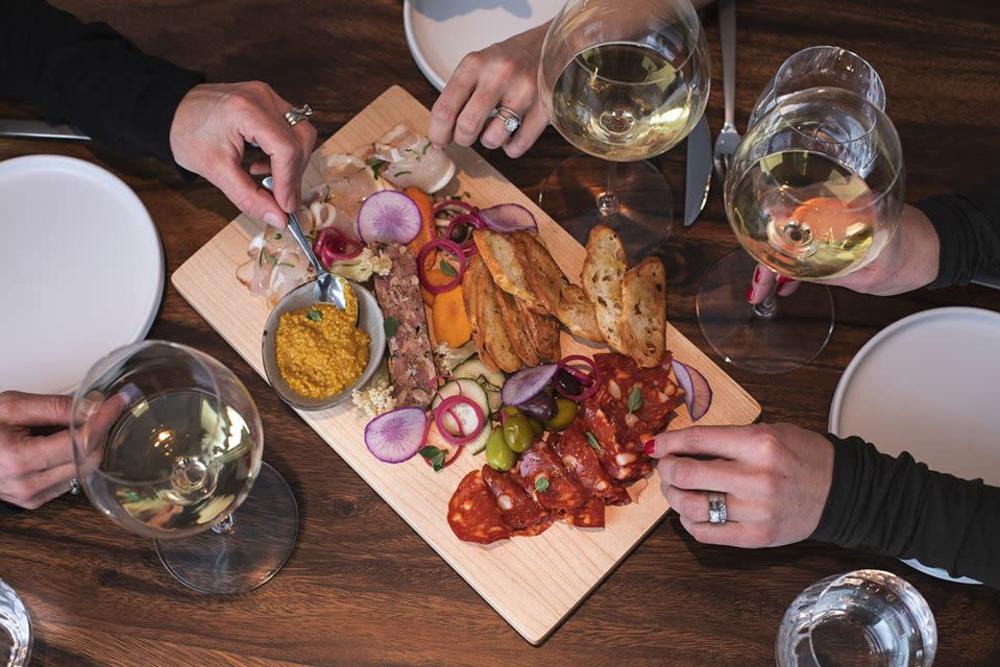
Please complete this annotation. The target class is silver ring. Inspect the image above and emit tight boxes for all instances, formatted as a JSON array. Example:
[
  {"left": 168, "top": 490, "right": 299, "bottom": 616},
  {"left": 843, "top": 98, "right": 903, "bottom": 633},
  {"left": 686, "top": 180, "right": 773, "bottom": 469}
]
[
  {"left": 69, "top": 478, "right": 81, "bottom": 496},
  {"left": 489, "top": 106, "right": 522, "bottom": 134},
  {"left": 707, "top": 491, "right": 727, "bottom": 524},
  {"left": 284, "top": 104, "right": 313, "bottom": 127}
]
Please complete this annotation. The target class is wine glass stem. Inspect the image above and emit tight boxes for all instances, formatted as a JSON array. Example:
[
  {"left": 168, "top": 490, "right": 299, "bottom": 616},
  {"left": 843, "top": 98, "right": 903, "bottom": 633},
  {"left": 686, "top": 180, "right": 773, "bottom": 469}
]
[
  {"left": 211, "top": 514, "right": 235, "bottom": 535},
  {"left": 753, "top": 270, "right": 780, "bottom": 319},
  {"left": 597, "top": 162, "right": 620, "bottom": 216}
]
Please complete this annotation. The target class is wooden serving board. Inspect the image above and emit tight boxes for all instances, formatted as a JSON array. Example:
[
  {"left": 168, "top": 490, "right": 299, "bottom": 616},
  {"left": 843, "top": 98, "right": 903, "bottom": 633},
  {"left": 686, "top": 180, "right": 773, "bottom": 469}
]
[{"left": 173, "top": 86, "right": 760, "bottom": 645}]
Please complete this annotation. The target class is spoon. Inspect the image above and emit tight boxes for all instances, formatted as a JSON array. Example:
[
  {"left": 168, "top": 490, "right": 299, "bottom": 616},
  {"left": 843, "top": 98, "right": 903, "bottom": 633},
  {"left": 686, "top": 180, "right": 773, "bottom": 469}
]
[{"left": 261, "top": 176, "right": 347, "bottom": 311}]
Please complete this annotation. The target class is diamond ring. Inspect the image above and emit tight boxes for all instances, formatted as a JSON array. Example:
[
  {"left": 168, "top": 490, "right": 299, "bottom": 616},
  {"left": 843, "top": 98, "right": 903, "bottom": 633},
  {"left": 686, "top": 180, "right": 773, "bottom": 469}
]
[
  {"left": 707, "top": 491, "right": 727, "bottom": 525},
  {"left": 68, "top": 478, "right": 81, "bottom": 496},
  {"left": 489, "top": 106, "right": 522, "bottom": 134},
  {"left": 284, "top": 104, "right": 314, "bottom": 127}
]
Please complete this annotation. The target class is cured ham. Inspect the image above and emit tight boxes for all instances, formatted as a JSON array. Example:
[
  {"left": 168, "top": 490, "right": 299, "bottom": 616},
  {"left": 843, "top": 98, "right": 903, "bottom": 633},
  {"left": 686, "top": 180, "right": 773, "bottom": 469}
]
[{"left": 371, "top": 124, "right": 456, "bottom": 194}]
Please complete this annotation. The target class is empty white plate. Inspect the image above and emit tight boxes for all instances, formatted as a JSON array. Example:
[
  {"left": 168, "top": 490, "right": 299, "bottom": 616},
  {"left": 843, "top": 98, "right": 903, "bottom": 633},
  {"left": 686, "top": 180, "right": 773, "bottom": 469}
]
[
  {"left": 0, "top": 155, "right": 163, "bottom": 395},
  {"left": 829, "top": 306, "right": 1000, "bottom": 585},
  {"left": 404, "top": 0, "right": 561, "bottom": 92}
]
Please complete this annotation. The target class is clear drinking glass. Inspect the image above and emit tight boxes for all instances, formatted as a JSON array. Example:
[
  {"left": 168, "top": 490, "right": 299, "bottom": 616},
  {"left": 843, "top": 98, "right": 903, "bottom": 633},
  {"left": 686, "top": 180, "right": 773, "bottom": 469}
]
[
  {"left": 70, "top": 340, "right": 298, "bottom": 594},
  {"left": 0, "top": 579, "right": 31, "bottom": 667},
  {"left": 696, "top": 87, "right": 904, "bottom": 374},
  {"left": 537, "top": 0, "right": 710, "bottom": 260},
  {"left": 776, "top": 570, "right": 937, "bottom": 667},
  {"left": 749, "top": 46, "right": 886, "bottom": 128}
]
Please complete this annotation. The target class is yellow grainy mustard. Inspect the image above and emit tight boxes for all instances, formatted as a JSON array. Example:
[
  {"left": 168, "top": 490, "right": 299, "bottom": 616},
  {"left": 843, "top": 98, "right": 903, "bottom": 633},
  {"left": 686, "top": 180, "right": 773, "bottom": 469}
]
[{"left": 275, "top": 289, "right": 370, "bottom": 399}]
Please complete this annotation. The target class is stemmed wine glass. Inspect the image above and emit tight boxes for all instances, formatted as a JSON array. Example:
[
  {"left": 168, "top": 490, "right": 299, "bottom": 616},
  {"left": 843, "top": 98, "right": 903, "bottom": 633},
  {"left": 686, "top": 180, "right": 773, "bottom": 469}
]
[
  {"left": 696, "top": 87, "right": 904, "bottom": 373},
  {"left": 70, "top": 340, "right": 298, "bottom": 594},
  {"left": 537, "top": 0, "right": 710, "bottom": 260}
]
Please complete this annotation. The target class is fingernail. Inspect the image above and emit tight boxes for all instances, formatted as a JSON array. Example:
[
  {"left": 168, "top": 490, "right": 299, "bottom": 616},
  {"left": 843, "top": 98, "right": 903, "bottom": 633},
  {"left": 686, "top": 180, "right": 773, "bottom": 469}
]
[
  {"left": 263, "top": 211, "right": 284, "bottom": 228},
  {"left": 643, "top": 439, "right": 656, "bottom": 456},
  {"left": 776, "top": 275, "right": 793, "bottom": 286},
  {"left": 753, "top": 267, "right": 761, "bottom": 283},
  {"left": 746, "top": 286, "right": 756, "bottom": 303}
]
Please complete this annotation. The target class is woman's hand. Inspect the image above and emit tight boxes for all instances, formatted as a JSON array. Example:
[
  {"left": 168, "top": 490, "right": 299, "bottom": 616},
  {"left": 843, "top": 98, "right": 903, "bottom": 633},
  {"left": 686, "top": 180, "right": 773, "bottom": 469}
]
[
  {"left": 646, "top": 423, "right": 835, "bottom": 548},
  {"left": 169, "top": 82, "right": 318, "bottom": 228},
  {"left": 428, "top": 22, "right": 551, "bottom": 158},
  {"left": 748, "top": 203, "right": 941, "bottom": 304},
  {"left": 0, "top": 391, "right": 76, "bottom": 510}
]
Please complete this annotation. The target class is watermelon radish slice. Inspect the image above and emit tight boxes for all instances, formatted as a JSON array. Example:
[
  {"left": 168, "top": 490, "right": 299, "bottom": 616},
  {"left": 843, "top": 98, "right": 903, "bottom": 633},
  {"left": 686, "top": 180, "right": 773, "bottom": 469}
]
[
  {"left": 364, "top": 407, "right": 428, "bottom": 463},
  {"left": 357, "top": 190, "right": 422, "bottom": 244}
]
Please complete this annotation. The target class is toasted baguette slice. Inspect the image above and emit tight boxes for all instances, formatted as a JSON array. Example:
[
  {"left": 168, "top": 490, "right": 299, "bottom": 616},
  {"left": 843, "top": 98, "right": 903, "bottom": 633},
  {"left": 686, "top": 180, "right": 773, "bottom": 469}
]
[
  {"left": 620, "top": 257, "right": 667, "bottom": 368},
  {"left": 473, "top": 230, "right": 542, "bottom": 311},
  {"left": 582, "top": 225, "right": 627, "bottom": 352},
  {"left": 514, "top": 297, "right": 561, "bottom": 363},
  {"left": 463, "top": 256, "right": 499, "bottom": 371},
  {"left": 557, "top": 283, "right": 604, "bottom": 343},
  {"left": 512, "top": 232, "right": 564, "bottom": 315},
  {"left": 497, "top": 288, "right": 541, "bottom": 367},
  {"left": 476, "top": 265, "right": 524, "bottom": 373}
]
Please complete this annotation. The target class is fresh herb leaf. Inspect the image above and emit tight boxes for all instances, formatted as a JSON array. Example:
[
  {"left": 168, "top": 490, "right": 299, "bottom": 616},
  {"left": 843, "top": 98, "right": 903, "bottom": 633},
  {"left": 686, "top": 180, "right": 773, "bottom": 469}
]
[
  {"left": 276, "top": 262, "right": 295, "bottom": 268},
  {"left": 419, "top": 445, "right": 448, "bottom": 471},
  {"left": 627, "top": 386, "right": 643, "bottom": 413},
  {"left": 393, "top": 170, "right": 413, "bottom": 177},
  {"left": 535, "top": 477, "right": 550, "bottom": 493},
  {"left": 366, "top": 157, "right": 387, "bottom": 179},
  {"left": 274, "top": 233, "right": 282, "bottom": 240},
  {"left": 384, "top": 316, "right": 400, "bottom": 338},
  {"left": 306, "top": 307, "right": 323, "bottom": 322},
  {"left": 586, "top": 431, "right": 602, "bottom": 451},
  {"left": 439, "top": 259, "right": 457, "bottom": 277},
  {"left": 421, "top": 140, "right": 431, "bottom": 156}
]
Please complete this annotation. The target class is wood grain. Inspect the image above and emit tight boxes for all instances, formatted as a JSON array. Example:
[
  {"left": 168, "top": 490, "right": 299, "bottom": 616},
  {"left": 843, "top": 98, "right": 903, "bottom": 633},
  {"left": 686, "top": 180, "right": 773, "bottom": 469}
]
[
  {"left": 171, "top": 85, "right": 761, "bottom": 644},
  {"left": 1, "top": 0, "right": 999, "bottom": 665}
]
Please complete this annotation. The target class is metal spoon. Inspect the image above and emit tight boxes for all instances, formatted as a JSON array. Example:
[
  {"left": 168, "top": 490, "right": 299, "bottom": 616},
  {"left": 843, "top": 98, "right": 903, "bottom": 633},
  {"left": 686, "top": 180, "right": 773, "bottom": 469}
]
[{"left": 261, "top": 176, "right": 346, "bottom": 311}]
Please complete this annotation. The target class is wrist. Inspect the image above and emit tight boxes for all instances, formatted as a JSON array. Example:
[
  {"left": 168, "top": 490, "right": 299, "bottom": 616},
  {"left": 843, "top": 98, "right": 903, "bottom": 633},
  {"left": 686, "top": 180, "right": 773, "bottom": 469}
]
[{"left": 897, "top": 204, "right": 940, "bottom": 290}]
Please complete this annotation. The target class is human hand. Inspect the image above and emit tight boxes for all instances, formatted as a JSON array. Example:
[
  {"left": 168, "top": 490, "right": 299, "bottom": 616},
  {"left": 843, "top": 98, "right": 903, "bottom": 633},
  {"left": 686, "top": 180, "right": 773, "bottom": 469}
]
[
  {"left": 169, "top": 82, "right": 318, "bottom": 228},
  {"left": 428, "top": 22, "right": 551, "bottom": 158},
  {"left": 0, "top": 391, "right": 76, "bottom": 510},
  {"left": 646, "top": 423, "right": 834, "bottom": 548},
  {"left": 747, "top": 203, "right": 940, "bottom": 304}
]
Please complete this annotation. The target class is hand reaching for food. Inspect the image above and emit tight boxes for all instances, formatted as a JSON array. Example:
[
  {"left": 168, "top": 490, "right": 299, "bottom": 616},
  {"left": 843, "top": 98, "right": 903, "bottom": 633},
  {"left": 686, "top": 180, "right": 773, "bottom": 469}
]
[
  {"left": 0, "top": 391, "right": 76, "bottom": 510},
  {"left": 647, "top": 423, "right": 834, "bottom": 548},
  {"left": 169, "top": 82, "right": 318, "bottom": 228},
  {"left": 428, "top": 21, "right": 551, "bottom": 158}
]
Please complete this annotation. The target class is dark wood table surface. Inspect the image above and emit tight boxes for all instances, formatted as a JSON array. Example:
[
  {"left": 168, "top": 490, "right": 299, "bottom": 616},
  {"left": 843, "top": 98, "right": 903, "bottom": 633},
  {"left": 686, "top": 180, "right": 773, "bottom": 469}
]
[{"left": 2, "top": 1, "right": 999, "bottom": 665}]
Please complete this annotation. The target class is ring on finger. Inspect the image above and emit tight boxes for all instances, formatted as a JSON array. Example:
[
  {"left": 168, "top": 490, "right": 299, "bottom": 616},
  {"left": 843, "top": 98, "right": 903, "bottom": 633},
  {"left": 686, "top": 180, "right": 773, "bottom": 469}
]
[
  {"left": 707, "top": 491, "right": 727, "bottom": 525},
  {"left": 284, "top": 104, "right": 313, "bottom": 127},
  {"left": 489, "top": 106, "right": 522, "bottom": 133},
  {"left": 69, "top": 478, "right": 81, "bottom": 496}
]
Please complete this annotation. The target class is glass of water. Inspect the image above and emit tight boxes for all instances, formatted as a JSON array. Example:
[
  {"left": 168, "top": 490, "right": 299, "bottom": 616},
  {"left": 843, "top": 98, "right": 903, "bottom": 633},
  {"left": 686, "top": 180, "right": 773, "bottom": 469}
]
[
  {"left": 776, "top": 570, "right": 937, "bottom": 666},
  {"left": 0, "top": 579, "right": 31, "bottom": 667}
]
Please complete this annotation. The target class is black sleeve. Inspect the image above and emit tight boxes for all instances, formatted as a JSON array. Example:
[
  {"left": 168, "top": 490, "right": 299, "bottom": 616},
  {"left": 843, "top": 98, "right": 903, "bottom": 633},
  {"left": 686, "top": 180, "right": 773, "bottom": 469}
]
[
  {"left": 811, "top": 434, "right": 1000, "bottom": 589},
  {"left": 0, "top": 0, "right": 204, "bottom": 165},
  {"left": 917, "top": 181, "right": 1000, "bottom": 289}
]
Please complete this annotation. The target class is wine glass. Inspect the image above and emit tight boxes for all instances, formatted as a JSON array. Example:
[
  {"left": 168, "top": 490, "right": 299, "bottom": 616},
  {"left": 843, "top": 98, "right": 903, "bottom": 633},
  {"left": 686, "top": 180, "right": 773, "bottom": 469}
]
[
  {"left": 749, "top": 46, "right": 886, "bottom": 128},
  {"left": 696, "top": 87, "right": 904, "bottom": 373},
  {"left": 70, "top": 340, "right": 298, "bottom": 594},
  {"left": 537, "top": 0, "right": 710, "bottom": 260},
  {"left": 776, "top": 570, "right": 937, "bottom": 666},
  {"left": 0, "top": 579, "right": 31, "bottom": 667}
]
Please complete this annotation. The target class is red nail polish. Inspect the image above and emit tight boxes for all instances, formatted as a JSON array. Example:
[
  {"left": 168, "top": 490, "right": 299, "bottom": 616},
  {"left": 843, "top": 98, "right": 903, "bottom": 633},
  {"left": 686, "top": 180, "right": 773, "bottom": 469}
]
[
  {"left": 753, "top": 267, "right": 761, "bottom": 283},
  {"left": 776, "top": 275, "right": 793, "bottom": 287},
  {"left": 643, "top": 439, "right": 656, "bottom": 456},
  {"left": 746, "top": 286, "right": 755, "bottom": 302}
]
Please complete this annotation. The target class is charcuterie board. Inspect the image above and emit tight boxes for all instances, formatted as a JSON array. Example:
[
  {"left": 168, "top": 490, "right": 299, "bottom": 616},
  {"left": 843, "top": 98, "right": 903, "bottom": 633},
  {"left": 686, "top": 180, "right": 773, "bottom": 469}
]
[{"left": 172, "top": 86, "right": 760, "bottom": 644}]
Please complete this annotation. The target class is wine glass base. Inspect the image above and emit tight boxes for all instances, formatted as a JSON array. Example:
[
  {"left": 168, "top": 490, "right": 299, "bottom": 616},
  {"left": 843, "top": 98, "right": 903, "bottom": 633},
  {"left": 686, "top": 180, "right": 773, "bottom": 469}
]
[
  {"left": 539, "top": 155, "right": 674, "bottom": 262},
  {"left": 696, "top": 250, "right": 835, "bottom": 374},
  {"left": 155, "top": 462, "right": 298, "bottom": 595}
]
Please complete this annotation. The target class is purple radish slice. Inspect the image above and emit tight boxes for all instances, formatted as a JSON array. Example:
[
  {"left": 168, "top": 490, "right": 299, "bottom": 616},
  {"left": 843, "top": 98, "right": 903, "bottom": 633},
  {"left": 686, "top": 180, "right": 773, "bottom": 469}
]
[
  {"left": 478, "top": 203, "right": 538, "bottom": 233},
  {"left": 501, "top": 363, "right": 558, "bottom": 407},
  {"left": 357, "top": 190, "right": 422, "bottom": 244},
  {"left": 364, "top": 407, "right": 428, "bottom": 463},
  {"left": 670, "top": 360, "right": 713, "bottom": 422}
]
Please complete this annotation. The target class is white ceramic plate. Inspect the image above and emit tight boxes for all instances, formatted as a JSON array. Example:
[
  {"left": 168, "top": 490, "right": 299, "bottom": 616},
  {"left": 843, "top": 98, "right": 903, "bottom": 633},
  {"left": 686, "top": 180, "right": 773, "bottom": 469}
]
[
  {"left": 0, "top": 155, "right": 163, "bottom": 395},
  {"left": 404, "top": 0, "right": 562, "bottom": 92},
  {"left": 829, "top": 307, "right": 1000, "bottom": 585}
]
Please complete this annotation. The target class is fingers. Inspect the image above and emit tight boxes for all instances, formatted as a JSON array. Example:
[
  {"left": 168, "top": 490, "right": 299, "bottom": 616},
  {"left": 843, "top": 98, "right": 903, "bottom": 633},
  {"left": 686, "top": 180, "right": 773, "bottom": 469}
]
[
  {"left": 776, "top": 275, "right": 800, "bottom": 297},
  {"left": 3, "top": 429, "right": 74, "bottom": 475},
  {"left": 663, "top": 484, "right": 771, "bottom": 523},
  {"left": 504, "top": 103, "right": 548, "bottom": 158},
  {"left": 208, "top": 158, "right": 287, "bottom": 228},
  {"left": 1, "top": 462, "right": 76, "bottom": 510},
  {"left": 648, "top": 424, "right": 763, "bottom": 461},
  {"left": 241, "top": 109, "right": 306, "bottom": 216},
  {"left": 748, "top": 264, "right": 799, "bottom": 303},
  {"left": 0, "top": 391, "right": 71, "bottom": 427},
  {"left": 656, "top": 455, "right": 754, "bottom": 496},
  {"left": 429, "top": 56, "right": 482, "bottom": 147},
  {"left": 453, "top": 83, "right": 505, "bottom": 147},
  {"left": 679, "top": 514, "right": 768, "bottom": 548}
]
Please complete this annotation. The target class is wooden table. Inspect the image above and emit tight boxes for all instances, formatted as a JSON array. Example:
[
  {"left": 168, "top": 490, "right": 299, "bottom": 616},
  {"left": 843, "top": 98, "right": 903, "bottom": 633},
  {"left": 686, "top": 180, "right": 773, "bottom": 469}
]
[{"left": 2, "top": 1, "right": 998, "bottom": 664}]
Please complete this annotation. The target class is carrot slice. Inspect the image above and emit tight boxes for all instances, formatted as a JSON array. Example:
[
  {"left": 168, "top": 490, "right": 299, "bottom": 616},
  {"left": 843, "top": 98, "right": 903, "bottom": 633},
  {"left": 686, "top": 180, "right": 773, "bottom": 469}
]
[
  {"left": 405, "top": 187, "right": 436, "bottom": 261},
  {"left": 420, "top": 265, "right": 453, "bottom": 306},
  {"left": 432, "top": 286, "right": 472, "bottom": 347}
]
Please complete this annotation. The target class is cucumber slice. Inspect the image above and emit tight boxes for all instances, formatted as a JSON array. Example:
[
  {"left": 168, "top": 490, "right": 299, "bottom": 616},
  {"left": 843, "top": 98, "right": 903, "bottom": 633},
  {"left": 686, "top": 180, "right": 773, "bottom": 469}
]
[
  {"left": 467, "top": 425, "right": 491, "bottom": 455},
  {"left": 484, "top": 388, "right": 502, "bottom": 414},
  {"left": 453, "top": 358, "right": 505, "bottom": 391},
  {"left": 431, "top": 379, "right": 491, "bottom": 439}
]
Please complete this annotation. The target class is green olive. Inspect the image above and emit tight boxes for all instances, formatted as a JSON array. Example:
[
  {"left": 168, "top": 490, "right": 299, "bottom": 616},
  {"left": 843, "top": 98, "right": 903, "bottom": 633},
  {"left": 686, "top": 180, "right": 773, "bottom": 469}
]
[
  {"left": 503, "top": 406, "right": 521, "bottom": 417},
  {"left": 486, "top": 428, "right": 516, "bottom": 471},
  {"left": 528, "top": 418, "right": 545, "bottom": 436},
  {"left": 503, "top": 414, "right": 535, "bottom": 453},
  {"left": 545, "top": 398, "right": 579, "bottom": 432}
]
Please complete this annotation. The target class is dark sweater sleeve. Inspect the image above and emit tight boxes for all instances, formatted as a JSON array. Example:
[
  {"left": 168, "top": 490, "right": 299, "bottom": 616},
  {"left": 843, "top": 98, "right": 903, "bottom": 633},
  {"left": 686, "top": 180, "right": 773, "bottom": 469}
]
[
  {"left": 917, "top": 181, "right": 1000, "bottom": 289},
  {"left": 812, "top": 435, "right": 1000, "bottom": 589},
  {"left": 0, "top": 0, "right": 204, "bottom": 165}
]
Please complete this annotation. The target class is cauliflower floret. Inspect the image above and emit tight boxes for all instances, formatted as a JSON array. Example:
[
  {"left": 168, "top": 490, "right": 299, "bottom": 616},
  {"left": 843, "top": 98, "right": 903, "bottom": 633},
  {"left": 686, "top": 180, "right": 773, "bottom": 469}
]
[{"left": 352, "top": 379, "right": 397, "bottom": 419}]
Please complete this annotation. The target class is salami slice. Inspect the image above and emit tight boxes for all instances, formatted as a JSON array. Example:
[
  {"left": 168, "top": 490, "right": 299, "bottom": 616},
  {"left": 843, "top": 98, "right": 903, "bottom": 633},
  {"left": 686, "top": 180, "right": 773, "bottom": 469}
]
[
  {"left": 518, "top": 441, "right": 588, "bottom": 513},
  {"left": 565, "top": 496, "right": 605, "bottom": 528},
  {"left": 552, "top": 420, "right": 629, "bottom": 506},
  {"left": 582, "top": 402, "right": 642, "bottom": 482},
  {"left": 482, "top": 465, "right": 548, "bottom": 530},
  {"left": 448, "top": 470, "right": 512, "bottom": 545}
]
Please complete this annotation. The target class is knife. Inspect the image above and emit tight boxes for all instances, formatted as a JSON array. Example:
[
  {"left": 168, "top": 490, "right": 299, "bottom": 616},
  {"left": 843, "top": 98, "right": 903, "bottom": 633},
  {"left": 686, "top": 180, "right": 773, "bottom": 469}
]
[
  {"left": 0, "top": 119, "right": 90, "bottom": 141},
  {"left": 683, "top": 114, "right": 712, "bottom": 227}
]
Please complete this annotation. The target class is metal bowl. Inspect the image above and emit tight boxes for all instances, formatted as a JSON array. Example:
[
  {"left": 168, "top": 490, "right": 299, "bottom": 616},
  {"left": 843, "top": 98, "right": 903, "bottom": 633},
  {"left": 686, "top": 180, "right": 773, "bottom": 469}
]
[{"left": 262, "top": 278, "right": 385, "bottom": 411}]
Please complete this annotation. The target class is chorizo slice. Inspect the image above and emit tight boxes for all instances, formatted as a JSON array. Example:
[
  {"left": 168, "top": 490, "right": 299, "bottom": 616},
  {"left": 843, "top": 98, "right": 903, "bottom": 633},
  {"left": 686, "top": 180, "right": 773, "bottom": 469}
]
[
  {"left": 482, "top": 465, "right": 548, "bottom": 531},
  {"left": 517, "top": 441, "right": 588, "bottom": 513},
  {"left": 565, "top": 496, "right": 606, "bottom": 528},
  {"left": 551, "top": 420, "right": 628, "bottom": 506},
  {"left": 448, "top": 470, "right": 512, "bottom": 545}
]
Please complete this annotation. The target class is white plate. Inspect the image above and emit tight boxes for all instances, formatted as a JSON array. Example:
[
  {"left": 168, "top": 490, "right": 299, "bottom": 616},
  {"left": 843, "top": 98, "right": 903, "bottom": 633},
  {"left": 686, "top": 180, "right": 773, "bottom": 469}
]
[
  {"left": 829, "top": 307, "right": 1000, "bottom": 585},
  {"left": 0, "top": 155, "right": 163, "bottom": 395},
  {"left": 404, "top": 0, "right": 562, "bottom": 92}
]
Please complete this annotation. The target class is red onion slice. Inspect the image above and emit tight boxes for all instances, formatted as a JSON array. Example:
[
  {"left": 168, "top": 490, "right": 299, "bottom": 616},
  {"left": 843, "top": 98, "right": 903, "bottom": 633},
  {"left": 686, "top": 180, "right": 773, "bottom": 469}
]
[
  {"left": 670, "top": 360, "right": 713, "bottom": 422},
  {"left": 501, "top": 364, "right": 558, "bottom": 407},
  {"left": 478, "top": 203, "right": 538, "bottom": 233}
]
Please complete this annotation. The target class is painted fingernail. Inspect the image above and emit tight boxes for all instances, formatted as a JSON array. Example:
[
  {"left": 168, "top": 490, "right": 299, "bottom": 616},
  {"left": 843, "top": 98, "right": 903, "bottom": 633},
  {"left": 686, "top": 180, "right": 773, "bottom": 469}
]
[
  {"left": 263, "top": 211, "right": 284, "bottom": 228},
  {"left": 776, "top": 275, "right": 794, "bottom": 286},
  {"left": 643, "top": 439, "right": 656, "bottom": 456},
  {"left": 753, "top": 266, "right": 762, "bottom": 283},
  {"left": 746, "top": 286, "right": 756, "bottom": 303}
]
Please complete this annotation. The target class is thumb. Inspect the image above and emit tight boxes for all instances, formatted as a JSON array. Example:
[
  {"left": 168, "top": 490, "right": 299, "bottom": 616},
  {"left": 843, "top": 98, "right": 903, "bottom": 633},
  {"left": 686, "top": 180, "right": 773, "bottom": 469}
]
[
  {"left": 208, "top": 158, "right": 287, "bottom": 228},
  {"left": 0, "top": 392, "right": 72, "bottom": 427}
]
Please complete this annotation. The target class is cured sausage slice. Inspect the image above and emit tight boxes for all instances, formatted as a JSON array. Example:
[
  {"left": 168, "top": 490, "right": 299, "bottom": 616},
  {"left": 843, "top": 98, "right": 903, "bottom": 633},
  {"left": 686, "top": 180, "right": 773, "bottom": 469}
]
[
  {"left": 565, "top": 496, "right": 605, "bottom": 528},
  {"left": 448, "top": 470, "right": 512, "bottom": 545},
  {"left": 552, "top": 420, "right": 629, "bottom": 506},
  {"left": 482, "top": 465, "right": 548, "bottom": 531},
  {"left": 518, "top": 441, "right": 588, "bottom": 513}
]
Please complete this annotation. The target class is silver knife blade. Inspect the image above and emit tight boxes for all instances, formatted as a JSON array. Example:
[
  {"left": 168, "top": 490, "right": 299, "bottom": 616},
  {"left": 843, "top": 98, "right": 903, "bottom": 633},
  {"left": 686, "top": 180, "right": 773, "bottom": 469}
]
[
  {"left": 683, "top": 114, "right": 712, "bottom": 227},
  {"left": 0, "top": 119, "right": 90, "bottom": 141}
]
